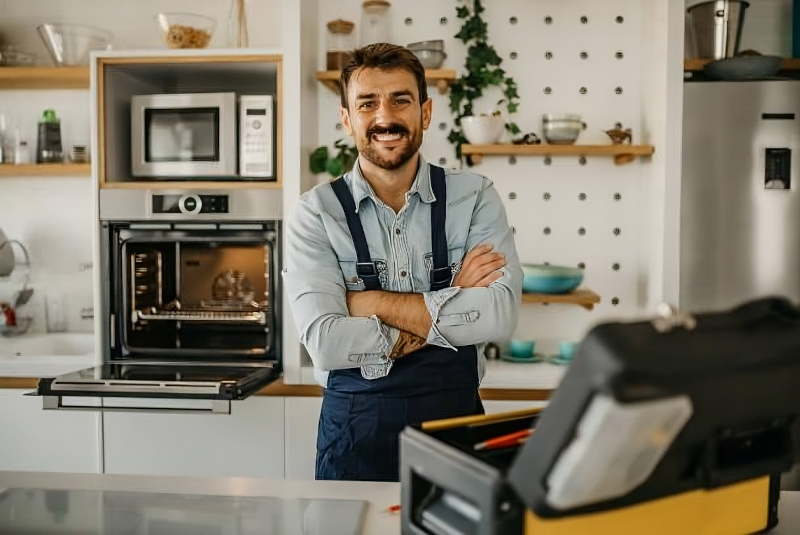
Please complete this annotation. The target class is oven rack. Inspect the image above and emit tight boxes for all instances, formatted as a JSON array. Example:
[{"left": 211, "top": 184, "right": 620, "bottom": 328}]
[{"left": 135, "top": 308, "right": 267, "bottom": 324}]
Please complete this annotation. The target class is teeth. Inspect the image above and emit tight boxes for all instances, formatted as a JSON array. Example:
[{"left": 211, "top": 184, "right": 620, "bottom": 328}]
[{"left": 374, "top": 133, "right": 402, "bottom": 141}]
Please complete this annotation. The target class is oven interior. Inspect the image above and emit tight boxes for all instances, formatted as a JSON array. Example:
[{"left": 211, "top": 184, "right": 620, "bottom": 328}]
[{"left": 110, "top": 223, "right": 278, "bottom": 361}]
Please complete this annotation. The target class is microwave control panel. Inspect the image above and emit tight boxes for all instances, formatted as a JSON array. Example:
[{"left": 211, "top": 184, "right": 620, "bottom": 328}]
[
  {"left": 239, "top": 95, "right": 274, "bottom": 179},
  {"left": 152, "top": 194, "right": 229, "bottom": 214}
]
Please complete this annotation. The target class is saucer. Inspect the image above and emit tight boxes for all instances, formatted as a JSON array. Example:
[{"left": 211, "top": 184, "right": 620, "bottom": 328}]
[{"left": 499, "top": 353, "right": 544, "bottom": 364}]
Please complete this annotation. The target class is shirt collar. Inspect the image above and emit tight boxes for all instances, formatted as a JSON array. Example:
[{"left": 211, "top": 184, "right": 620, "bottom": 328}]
[{"left": 349, "top": 155, "right": 436, "bottom": 212}]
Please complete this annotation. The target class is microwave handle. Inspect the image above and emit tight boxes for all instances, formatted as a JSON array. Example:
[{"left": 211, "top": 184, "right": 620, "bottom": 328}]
[{"left": 40, "top": 395, "right": 231, "bottom": 415}]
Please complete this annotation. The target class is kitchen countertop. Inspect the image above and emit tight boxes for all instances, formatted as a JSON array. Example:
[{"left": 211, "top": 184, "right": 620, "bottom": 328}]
[
  {"left": 0, "top": 333, "right": 564, "bottom": 398},
  {"left": 0, "top": 471, "right": 797, "bottom": 534}
]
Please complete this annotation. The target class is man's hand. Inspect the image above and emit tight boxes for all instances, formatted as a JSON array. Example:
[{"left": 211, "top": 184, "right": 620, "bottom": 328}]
[
  {"left": 346, "top": 291, "right": 430, "bottom": 360},
  {"left": 453, "top": 244, "right": 505, "bottom": 288}
]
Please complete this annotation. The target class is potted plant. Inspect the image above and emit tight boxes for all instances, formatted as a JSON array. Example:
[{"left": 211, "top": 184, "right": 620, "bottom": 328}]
[
  {"left": 448, "top": 0, "right": 521, "bottom": 162},
  {"left": 309, "top": 139, "right": 359, "bottom": 179}
]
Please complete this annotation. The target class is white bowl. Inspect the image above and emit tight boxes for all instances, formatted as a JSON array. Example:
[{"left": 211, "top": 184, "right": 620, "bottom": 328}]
[{"left": 461, "top": 115, "right": 505, "bottom": 145}]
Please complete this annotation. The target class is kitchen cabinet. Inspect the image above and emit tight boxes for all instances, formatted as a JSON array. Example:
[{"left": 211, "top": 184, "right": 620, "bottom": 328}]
[
  {"left": 102, "top": 397, "right": 285, "bottom": 478},
  {"left": 0, "top": 389, "right": 101, "bottom": 473}
]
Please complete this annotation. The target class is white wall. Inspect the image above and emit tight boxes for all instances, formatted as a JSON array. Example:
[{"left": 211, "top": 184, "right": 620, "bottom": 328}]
[{"left": 0, "top": 0, "right": 282, "bottom": 334}]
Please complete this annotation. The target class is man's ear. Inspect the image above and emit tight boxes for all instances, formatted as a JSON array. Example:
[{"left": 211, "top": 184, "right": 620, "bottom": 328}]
[
  {"left": 421, "top": 97, "right": 433, "bottom": 131},
  {"left": 339, "top": 105, "right": 354, "bottom": 137}
]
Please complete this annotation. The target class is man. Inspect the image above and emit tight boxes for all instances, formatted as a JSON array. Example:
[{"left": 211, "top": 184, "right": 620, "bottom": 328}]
[{"left": 284, "top": 43, "right": 522, "bottom": 482}]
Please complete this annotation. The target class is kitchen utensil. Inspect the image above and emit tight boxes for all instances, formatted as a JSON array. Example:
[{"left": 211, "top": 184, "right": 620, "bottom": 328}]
[
  {"left": 13, "top": 287, "right": 34, "bottom": 308},
  {"left": 0, "top": 46, "right": 35, "bottom": 66},
  {"left": 460, "top": 115, "right": 505, "bottom": 145},
  {"left": 605, "top": 126, "right": 633, "bottom": 145},
  {"left": 71, "top": 145, "right": 89, "bottom": 163},
  {"left": 542, "top": 114, "right": 587, "bottom": 145},
  {"left": 687, "top": 0, "right": 750, "bottom": 60},
  {"left": 37, "top": 23, "right": 113, "bottom": 66},
  {"left": 474, "top": 428, "right": 534, "bottom": 451},
  {"left": 411, "top": 49, "right": 446, "bottom": 69},
  {"left": 703, "top": 54, "right": 782, "bottom": 79},
  {"left": 36, "top": 109, "right": 63, "bottom": 163},
  {"left": 227, "top": 0, "right": 249, "bottom": 48},
  {"left": 156, "top": 13, "right": 216, "bottom": 49},
  {"left": 407, "top": 40, "right": 444, "bottom": 51},
  {"left": 508, "top": 339, "right": 535, "bottom": 359},
  {"left": 521, "top": 264, "right": 584, "bottom": 294}
]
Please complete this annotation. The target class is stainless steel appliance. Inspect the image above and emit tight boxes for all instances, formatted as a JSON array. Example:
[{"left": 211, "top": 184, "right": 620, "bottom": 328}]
[
  {"left": 131, "top": 92, "right": 275, "bottom": 180},
  {"left": 37, "top": 188, "right": 283, "bottom": 413},
  {"left": 681, "top": 81, "right": 800, "bottom": 311}
]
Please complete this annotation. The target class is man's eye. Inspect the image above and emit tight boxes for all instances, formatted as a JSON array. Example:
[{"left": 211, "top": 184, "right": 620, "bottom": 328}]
[
  {"left": 359, "top": 102, "right": 374, "bottom": 110},
  {"left": 395, "top": 99, "right": 411, "bottom": 105}
]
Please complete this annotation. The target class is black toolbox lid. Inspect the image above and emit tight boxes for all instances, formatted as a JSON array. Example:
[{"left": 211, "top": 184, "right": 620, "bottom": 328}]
[{"left": 507, "top": 298, "right": 800, "bottom": 519}]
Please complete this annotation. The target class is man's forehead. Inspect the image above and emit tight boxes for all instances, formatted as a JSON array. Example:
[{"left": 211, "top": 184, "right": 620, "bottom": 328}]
[{"left": 349, "top": 67, "right": 419, "bottom": 99}]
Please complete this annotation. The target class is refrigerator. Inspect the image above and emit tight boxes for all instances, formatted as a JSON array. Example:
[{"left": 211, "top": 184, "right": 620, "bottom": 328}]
[{"left": 681, "top": 81, "right": 800, "bottom": 312}]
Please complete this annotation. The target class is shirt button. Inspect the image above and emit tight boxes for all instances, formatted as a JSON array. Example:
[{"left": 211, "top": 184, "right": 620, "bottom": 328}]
[
  {"left": 395, "top": 228, "right": 401, "bottom": 235},
  {"left": 400, "top": 270, "right": 407, "bottom": 277}
]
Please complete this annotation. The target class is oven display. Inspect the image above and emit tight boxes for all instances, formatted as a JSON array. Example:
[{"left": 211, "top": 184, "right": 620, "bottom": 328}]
[{"left": 152, "top": 194, "right": 229, "bottom": 214}]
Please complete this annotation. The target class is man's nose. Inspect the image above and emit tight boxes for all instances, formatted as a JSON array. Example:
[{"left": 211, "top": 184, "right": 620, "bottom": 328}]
[{"left": 373, "top": 99, "right": 394, "bottom": 124}]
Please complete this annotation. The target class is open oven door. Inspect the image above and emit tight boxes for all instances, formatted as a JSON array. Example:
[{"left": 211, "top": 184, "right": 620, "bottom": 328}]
[{"left": 35, "top": 362, "right": 280, "bottom": 414}]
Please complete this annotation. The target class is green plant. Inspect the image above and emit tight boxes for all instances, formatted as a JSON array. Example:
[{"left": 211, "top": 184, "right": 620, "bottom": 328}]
[
  {"left": 448, "top": 0, "right": 521, "bottom": 160},
  {"left": 309, "top": 139, "right": 359, "bottom": 178}
]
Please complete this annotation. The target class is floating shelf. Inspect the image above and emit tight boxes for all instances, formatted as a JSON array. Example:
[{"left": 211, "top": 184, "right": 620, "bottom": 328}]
[
  {"left": 0, "top": 66, "right": 90, "bottom": 89},
  {"left": 316, "top": 69, "right": 457, "bottom": 95},
  {"left": 462, "top": 144, "right": 655, "bottom": 165},
  {"left": 521, "top": 289, "right": 601, "bottom": 311},
  {"left": 684, "top": 57, "right": 800, "bottom": 73},
  {"left": 99, "top": 181, "right": 281, "bottom": 190},
  {"left": 0, "top": 163, "right": 91, "bottom": 177}
]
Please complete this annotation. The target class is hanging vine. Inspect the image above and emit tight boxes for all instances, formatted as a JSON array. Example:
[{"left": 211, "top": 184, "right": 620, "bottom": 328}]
[{"left": 448, "top": 0, "right": 521, "bottom": 161}]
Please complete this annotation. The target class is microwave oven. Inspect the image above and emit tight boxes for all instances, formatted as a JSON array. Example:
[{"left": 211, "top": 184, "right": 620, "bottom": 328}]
[{"left": 131, "top": 92, "right": 274, "bottom": 179}]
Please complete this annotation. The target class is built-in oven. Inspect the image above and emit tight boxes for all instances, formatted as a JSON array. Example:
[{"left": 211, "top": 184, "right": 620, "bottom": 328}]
[
  {"left": 37, "top": 188, "right": 282, "bottom": 413},
  {"left": 130, "top": 92, "right": 275, "bottom": 180}
]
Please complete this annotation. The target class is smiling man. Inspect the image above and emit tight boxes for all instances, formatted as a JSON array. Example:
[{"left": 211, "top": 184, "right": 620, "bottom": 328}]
[{"left": 284, "top": 43, "right": 522, "bottom": 482}]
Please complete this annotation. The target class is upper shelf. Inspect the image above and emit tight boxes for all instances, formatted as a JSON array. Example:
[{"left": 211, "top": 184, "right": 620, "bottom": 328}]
[
  {"left": 0, "top": 67, "right": 90, "bottom": 89},
  {"left": 461, "top": 144, "right": 655, "bottom": 165},
  {"left": 0, "top": 163, "right": 91, "bottom": 177},
  {"left": 684, "top": 58, "right": 800, "bottom": 73},
  {"left": 521, "top": 289, "right": 601, "bottom": 311},
  {"left": 316, "top": 69, "right": 457, "bottom": 95}
]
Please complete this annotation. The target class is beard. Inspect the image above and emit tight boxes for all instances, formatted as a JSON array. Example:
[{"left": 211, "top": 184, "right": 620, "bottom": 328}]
[{"left": 357, "top": 123, "right": 423, "bottom": 171}]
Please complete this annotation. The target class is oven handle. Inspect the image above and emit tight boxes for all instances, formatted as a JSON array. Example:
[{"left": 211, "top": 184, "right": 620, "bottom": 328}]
[{"left": 40, "top": 395, "right": 231, "bottom": 415}]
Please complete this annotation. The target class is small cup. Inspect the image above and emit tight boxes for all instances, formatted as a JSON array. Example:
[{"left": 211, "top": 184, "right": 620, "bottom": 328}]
[
  {"left": 509, "top": 339, "right": 535, "bottom": 359},
  {"left": 559, "top": 341, "right": 578, "bottom": 361}
]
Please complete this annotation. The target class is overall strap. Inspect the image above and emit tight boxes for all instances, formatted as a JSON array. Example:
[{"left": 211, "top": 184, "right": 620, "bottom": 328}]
[
  {"left": 429, "top": 165, "right": 451, "bottom": 291},
  {"left": 330, "top": 177, "right": 382, "bottom": 291}
]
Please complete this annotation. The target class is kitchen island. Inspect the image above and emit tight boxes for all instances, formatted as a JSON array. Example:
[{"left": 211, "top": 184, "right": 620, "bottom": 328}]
[{"left": 0, "top": 471, "right": 798, "bottom": 534}]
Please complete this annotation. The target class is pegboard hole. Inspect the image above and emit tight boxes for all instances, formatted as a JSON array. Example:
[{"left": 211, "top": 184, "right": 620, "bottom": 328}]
[
  {"left": 579, "top": 156, "right": 587, "bottom": 166},
  {"left": 578, "top": 227, "right": 586, "bottom": 236},
  {"left": 439, "top": 122, "right": 447, "bottom": 131},
  {"left": 508, "top": 192, "right": 517, "bottom": 200},
  {"left": 509, "top": 156, "right": 517, "bottom": 165},
  {"left": 543, "top": 227, "right": 551, "bottom": 235},
  {"left": 616, "top": 16, "right": 624, "bottom": 24},
  {"left": 440, "top": 16, "right": 448, "bottom": 25},
  {"left": 335, "top": 123, "right": 343, "bottom": 130},
  {"left": 611, "top": 297, "right": 620, "bottom": 306},
  {"left": 544, "top": 87, "right": 552, "bottom": 95},
  {"left": 612, "top": 263, "right": 621, "bottom": 271},
  {"left": 509, "top": 16, "right": 518, "bottom": 25},
  {"left": 579, "top": 87, "right": 587, "bottom": 95},
  {"left": 511, "top": 226, "right": 516, "bottom": 234},
  {"left": 580, "top": 51, "right": 588, "bottom": 60},
  {"left": 510, "top": 51, "right": 518, "bottom": 60},
  {"left": 578, "top": 193, "right": 587, "bottom": 201},
  {"left": 438, "top": 157, "right": 447, "bottom": 166},
  {"left": 613, "top": 227, "right": 621, "bottom": 236},
  {"left": 544, "top": 156, "right": 552, "bottom": 165},
  {"left": 614, "top": 192, "right": 622, "bottom": 201},
  {"left": 543, "top": 192, "right": 551, "bottom": 201},
  {"left": 580, "top": 16, "right": 588, "bottom": 24},
  {"left": 614, "top": 122, "right": 623, "bottom": 129},
  {"left": 545, "top": 51, "right": 553, "bottom": 60},
  {"left": 404, "top": 17, "right": 413, "bottom": 25},
  {"left": 616, "top": 51, "right": 624, "bottom": 60},
  {"left": 544, "top": 16, "right": 553, "bottom": 25},
  {"left": 578, "top": 262, "right": 586, "bottom": 269},
  {"left": 615, "top": 87, "right": 624, "bottom": 95}
]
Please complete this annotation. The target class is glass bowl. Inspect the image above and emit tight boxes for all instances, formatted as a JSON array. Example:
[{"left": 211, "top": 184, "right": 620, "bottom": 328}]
[
  {"left": 37, "top": 23, "right": 113, "bottom": 66},
  {"left": 157, "top": 13, "right": 216, "bottom": 49},
  {"left": 0, "top": 46, "right": 36, "bottom": 66}
]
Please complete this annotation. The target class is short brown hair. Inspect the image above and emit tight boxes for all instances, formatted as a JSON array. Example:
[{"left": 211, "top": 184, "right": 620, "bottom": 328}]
[{"left": 339, "top": 43, "right": 428, "bottom": 109}]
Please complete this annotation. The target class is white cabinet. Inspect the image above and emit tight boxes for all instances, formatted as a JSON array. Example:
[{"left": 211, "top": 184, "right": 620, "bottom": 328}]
[
  {"left": 0, "top": 389, "right": 102, "bottom": 473},
  {"left": 284, "top": 397, "right": 323, "bottom": 481},
  {"left": 103, "top": 397, "right": 285, "bottom": 478},
  {"left": 482, "top": 400, "right": 548, "bottom": 414}
]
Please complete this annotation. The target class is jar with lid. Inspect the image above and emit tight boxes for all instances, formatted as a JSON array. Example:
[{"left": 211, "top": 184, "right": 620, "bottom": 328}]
[
  {"left": 326, "top": 19, "right": 356, "bottom": 71},
  {"left": 361, "top": 0, "right": 391, "bottom": 47}
]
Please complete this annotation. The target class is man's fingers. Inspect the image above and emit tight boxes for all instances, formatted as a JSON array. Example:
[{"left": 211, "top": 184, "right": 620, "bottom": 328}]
[
  {"left": 475, "top": 270, "right": 504, "bottom": 288},
  {"left": 463, "top": 244, "right": 493, "bottom": 265}
]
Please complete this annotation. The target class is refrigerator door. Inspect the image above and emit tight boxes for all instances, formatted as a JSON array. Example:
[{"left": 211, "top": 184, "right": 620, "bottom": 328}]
[{"left": 681, "top": 81, "right": 800, "bottom": 311}]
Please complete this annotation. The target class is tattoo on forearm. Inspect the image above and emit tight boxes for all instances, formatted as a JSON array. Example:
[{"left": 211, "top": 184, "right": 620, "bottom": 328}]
[{"left": 390, "top": 331, "right": 427, "bottom": 360}]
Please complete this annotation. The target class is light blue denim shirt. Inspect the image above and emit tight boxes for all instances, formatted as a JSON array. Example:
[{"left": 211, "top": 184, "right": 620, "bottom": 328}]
[{"left": 283, "top": 156, "right": 523, "bottom": 387}]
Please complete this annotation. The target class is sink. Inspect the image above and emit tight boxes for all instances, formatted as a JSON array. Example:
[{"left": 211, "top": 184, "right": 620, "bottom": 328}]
[{"left": 0, "top": 333, "right": 95, "bottom": 359}]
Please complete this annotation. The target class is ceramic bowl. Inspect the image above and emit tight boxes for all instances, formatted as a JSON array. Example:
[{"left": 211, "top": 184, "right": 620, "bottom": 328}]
[
  {"left": 521, "top": 264, "right": 584, "bottom": 294},
  {"left": 542, "top": 114, "right": 587, "bottom": 145},
  {"left": 412, "top": 49, "right": 446, "bottom": 69},
  {"left": 508, "top": 339, "right": 535, "bottom": 359},
  {"left": 461, "top": 115, "right": 505, "bottom": 145}
]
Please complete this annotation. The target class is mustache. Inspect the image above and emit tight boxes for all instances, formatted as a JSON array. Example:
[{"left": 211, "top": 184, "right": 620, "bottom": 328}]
[{"left": 366, "top": 124, "right": 409, "bottom": 137}]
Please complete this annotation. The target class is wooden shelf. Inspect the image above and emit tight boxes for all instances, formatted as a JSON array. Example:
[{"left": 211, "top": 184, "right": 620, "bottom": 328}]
[
  {"left": 0, "top": 163, "right": 91, "bottom": 177},
  {"left": 462, "top": 144, "right": 655, "bottom": 165},
  {"left": 100, "top": 181, "right": 282, "bottom": 190},
  {"left": 0, "top": 66, "right": 90, "bottom": 89},
  {"left": 684, "top": 57, "right": 800, "bottom": 72},
  {"left": 521, "top": 289, "right": 601, "bottom": 311},
  {"left": 316, "top": 68, "right": 457, "bottom": 95}
]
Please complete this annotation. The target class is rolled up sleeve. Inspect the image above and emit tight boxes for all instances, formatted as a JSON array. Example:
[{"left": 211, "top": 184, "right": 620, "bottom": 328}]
[
  {"left": 283, "top": 194, "right": 398, "bottom": 376},
  {"left": 422, "top": 179, "right": 522, "bottom": 347}
]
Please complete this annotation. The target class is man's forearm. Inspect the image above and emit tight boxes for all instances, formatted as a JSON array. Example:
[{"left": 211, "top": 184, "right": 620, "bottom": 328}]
[{"left": 347, "top": 291, "right": 432, "bottom": 339}]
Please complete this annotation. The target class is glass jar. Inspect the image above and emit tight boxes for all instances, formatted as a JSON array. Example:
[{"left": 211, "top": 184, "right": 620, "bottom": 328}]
[
  {"left": 326, "top": 19, "right": 356, "bottom": 71},
  {"left": 361, "top": 0, "right": 391, "bottom": 47}
]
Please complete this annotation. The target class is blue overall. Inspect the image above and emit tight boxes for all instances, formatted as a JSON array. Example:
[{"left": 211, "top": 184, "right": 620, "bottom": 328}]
[{"left": 315, "top": 165, "right": 483, "bottom": 482}]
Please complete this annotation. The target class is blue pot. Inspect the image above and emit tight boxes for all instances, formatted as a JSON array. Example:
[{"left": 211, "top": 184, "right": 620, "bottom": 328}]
[{"left": 521, "top": 264, "right": 584, "bottom": 294}]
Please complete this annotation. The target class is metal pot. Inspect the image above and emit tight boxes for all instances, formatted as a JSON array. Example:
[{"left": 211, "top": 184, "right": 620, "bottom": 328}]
[
  {"left": 687, "top": 0, "right": 750, "bottom": 60},
  {"left": 542, "top": 114, "right": 586, "bottom": 145}
]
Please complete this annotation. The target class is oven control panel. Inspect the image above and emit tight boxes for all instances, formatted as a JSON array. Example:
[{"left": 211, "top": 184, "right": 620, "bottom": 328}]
[{"left": 152, "top": 194, "right": 229, "bottom": 215}]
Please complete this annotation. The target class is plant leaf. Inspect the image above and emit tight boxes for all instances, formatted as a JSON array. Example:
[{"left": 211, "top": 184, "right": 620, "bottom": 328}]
[
  {"left": 326, "top": 157, "right": 344, "bottom": 178},
  {"left": 309, "top": 146, "right": 329, "bottom": 174}
]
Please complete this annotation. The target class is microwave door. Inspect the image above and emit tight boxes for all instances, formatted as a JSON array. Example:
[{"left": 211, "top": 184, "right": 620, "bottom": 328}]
[{"left": 35, "top": 362, "right": 279, "bottom": 413}]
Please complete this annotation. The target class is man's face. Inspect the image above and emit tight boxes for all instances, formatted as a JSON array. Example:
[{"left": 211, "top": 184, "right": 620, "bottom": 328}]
[{"left": 340, "top": 67, "right": 432, "bottom": 171}]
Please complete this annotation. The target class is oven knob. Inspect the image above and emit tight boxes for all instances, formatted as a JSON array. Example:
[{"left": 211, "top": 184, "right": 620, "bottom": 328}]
[
  {"left": 179, "top": 194, "right": 202, "bottom": 215},
  {"left": 252, "top": 120, "right": 262, "bottom": 130}
]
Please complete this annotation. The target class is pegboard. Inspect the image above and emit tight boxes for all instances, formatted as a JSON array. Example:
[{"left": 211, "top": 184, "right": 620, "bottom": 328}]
[{"left": 312, "top": 0, "right": 655, "bottom": 354}]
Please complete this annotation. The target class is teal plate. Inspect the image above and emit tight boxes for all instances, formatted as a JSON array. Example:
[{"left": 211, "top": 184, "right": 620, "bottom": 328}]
[
  {"left": 547, "top": 354, "right": 574, "bottom": 366},
  {"left": 499, "top": 353, "right": 545, "bottom": 364}
]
